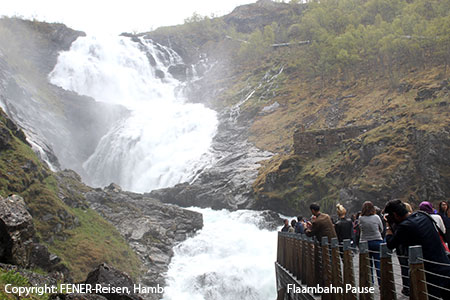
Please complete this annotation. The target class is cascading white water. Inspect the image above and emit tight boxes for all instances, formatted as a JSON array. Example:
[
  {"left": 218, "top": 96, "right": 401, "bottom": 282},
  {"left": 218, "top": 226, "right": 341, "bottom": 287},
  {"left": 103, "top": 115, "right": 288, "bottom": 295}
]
[
  {"left": 163, "top": 208, "right": 277, "bottom": 300},
  {"left": 49, "top": 35, "right": 218, "bottom": 192},
  {"left": 48, "top": 34, "right": 279, "bottom": 299}
]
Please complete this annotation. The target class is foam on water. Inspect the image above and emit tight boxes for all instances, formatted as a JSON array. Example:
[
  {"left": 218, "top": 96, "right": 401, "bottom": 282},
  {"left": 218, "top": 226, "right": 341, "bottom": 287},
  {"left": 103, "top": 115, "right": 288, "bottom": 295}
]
[{"left": 163, "top": 208, "right": 277, "bottom": 300}]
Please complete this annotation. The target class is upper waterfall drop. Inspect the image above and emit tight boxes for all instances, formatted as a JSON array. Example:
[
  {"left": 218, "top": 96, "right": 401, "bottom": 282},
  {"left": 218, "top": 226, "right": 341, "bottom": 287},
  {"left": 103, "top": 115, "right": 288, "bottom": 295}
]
[{"left": 49, "top": 35, "right": 218, "bottom": 192}]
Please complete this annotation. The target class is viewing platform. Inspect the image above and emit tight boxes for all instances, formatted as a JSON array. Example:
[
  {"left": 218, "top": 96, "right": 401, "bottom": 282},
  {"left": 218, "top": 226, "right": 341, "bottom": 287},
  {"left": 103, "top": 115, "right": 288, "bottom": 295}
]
[{"left": 275, "top": 232, "right": 450, "bottom": 300}]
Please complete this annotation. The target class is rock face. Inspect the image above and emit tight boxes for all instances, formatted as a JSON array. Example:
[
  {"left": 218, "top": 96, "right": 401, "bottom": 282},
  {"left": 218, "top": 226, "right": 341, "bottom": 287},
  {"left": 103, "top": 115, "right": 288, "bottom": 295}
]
[
  {"left": 254, "top": 123, "right": 450, "bottom": 215},
  {"left": 0, "top": 195, "right": 35, "bottom": 267},
  {"left": 0, "top": 195, "right": 70, "bottom": 280},
  {"left": 149, "top": 109, "right": 272, "bottom": 210},
  {"left": 84, "top": 263, "right": 142, "bottom": 300},
  {"left": 224, "top": 0, "right": 305, "bottom": 34},
  {"left": 51, "top": 171, "right": 204, "bottom": 300}
]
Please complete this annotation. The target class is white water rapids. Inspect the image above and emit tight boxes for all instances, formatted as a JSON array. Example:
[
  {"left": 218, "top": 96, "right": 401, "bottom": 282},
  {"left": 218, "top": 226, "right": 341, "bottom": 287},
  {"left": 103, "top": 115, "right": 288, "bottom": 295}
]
[
  {"left": 163, "top": 208, "right": 277, "bottom": 300},
  {"left": 48, "top": 34, "right": 278, "bottom": 299},
  {"left": 49, "top": 35, "right": 218, "bottom": 192}
]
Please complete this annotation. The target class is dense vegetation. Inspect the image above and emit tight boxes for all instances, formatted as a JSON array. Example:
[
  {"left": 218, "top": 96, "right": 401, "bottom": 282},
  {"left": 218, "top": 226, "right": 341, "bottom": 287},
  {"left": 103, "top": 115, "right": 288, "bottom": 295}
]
[
  {"left": 154, "top": 0, "right": 449, "bottom": 84},
  {"left": 236, "top": 0, "right": 450, "bottom": 84},
  {"left": 0, "top": 269, "right": 49, "bottom": 300}
]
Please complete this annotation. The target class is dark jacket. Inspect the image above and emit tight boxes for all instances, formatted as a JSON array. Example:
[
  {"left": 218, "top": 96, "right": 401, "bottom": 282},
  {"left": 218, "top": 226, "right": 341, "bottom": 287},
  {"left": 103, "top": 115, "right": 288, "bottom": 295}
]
[
  {"left": 305, "top": 213, "right": 337, "bottom": 243},
  {"left": 335, "top": 217, "right": 353, "bottom": 243},
  {"left": 438, "top": 212, "right": 450, "bottom": 243},
  {"left": 281, "top": 225, "right": 292, "bottom": 232},
  {"left": 386, "top": 212, "right": 450, "bottom": 299},
  {"left": 295, "top": 222, "right": 304, "bottom": 234}
]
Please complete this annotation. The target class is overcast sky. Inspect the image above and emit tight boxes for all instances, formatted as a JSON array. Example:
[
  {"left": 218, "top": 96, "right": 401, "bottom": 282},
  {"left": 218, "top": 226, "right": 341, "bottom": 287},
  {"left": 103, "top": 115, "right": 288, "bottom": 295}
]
[{"left": 1, "top": 0, "right": 256, "bottom": 34}]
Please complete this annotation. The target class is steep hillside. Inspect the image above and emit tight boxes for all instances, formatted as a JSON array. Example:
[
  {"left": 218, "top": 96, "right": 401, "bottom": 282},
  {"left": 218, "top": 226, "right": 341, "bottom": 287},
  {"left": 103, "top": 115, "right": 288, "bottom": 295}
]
[
  {"left": 0, "top": 108, "right": 142, "bottom": 281},
  {"left": 145, "top": 0, "right": 450, "bottom": 216}
]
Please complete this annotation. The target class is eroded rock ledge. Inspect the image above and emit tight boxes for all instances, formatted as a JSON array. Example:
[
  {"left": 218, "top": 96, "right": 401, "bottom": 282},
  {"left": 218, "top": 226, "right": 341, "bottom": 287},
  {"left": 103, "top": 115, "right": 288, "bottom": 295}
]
[{"left": 56, "top": 170, "right": 203, "bottom": 300}]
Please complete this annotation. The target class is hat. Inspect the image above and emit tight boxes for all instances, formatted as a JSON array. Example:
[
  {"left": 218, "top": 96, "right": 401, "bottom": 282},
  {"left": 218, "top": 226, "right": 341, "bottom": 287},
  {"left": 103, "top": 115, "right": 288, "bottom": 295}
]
[{"left": 419, "top": 201, "right": 433, "bottom": 214}]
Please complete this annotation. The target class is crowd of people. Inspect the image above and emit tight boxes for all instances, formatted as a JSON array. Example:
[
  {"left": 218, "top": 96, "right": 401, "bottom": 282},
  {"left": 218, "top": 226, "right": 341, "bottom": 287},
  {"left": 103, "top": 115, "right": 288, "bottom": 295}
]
[{"left": 280, "top": 200, "right": 450, "bottom": 299}]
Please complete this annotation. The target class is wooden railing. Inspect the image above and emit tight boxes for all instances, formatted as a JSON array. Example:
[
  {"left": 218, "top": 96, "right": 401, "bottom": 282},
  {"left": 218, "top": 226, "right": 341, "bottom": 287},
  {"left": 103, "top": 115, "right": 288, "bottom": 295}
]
[{"left": 275, "top": 232, "right": 450, "bottom": 300}]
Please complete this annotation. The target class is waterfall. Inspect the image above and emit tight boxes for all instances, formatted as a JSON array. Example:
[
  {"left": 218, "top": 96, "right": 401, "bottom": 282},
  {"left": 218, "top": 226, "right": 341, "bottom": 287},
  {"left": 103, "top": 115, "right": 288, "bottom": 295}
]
[
  {"left": 163, "top": 208, "right": 277, "bottom": 300},
  {"left": 49, "top": 35, "right": 218, "bottom": 192},
  {"left": 49, "top": 34, "right": 278, "bottom": 299}
]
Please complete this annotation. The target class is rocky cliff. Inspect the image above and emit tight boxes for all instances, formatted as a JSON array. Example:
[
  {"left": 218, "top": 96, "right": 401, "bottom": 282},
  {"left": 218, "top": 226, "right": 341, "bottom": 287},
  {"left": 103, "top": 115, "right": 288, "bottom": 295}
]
[{"left": 139, "top": 0, "right": 450, "bottom": 217}]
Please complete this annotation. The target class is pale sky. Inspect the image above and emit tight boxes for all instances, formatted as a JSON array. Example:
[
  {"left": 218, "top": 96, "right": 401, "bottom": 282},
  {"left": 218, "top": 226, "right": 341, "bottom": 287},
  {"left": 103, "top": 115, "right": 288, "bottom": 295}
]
[{"left": 1, "top": 0, "right": 256, "bottom": 34}]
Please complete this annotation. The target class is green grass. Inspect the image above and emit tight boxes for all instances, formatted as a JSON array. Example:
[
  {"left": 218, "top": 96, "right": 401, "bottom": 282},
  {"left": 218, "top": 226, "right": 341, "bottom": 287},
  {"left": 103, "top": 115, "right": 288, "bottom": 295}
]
[
  {"left": 48, "top": 208, "right": 142, "bottom": 281},
  {"left": 0, "top": 269, "right": 49, "bottom": 300},
  {"left": 1, "top": 110, "right": 142, "bottom": 282}
]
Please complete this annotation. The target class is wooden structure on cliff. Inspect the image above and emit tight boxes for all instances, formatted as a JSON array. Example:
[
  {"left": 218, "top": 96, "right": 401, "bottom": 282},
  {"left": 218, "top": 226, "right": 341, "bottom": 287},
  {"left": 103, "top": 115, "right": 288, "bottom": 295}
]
[
  {"left": 293, "top": 125, "right": 373, "bottom": 158},
  {"left": 275, "top": 232, "right": 449, "bottom": 300}
]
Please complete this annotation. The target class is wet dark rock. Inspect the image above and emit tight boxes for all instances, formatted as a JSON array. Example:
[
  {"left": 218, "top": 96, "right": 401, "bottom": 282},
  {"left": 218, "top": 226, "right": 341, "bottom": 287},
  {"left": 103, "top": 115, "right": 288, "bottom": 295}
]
[
  {"left": 29, "top": 243, "right": 71, "bottom": 280},
  {"left": 0, "top": 126, "right": 12, "bottom": 150},
  {"left": 415, "top": 87, "right": 439, "bottom": 101},
  {"left": 256, "top": 210, "right": 283, "bottom": 230},
  {"left": 0, "top": 194, "right": 71, "bottom": 280},
  {"left": 84, "top": 263, "right": 142, "bottom": 300},
  {"left": 146, "top": 53, "right": 157, "bottom": 67},
  {"left": 154, "top": 69, "right": 165, "bottom": 79},
  {"left": 50, "top": 172, "right": 203, "bottom": 299},
  {"left": 0, "top": 195, "right": 35, "bottom": 267},
  {"left": 168, "top": 64, "right": 188, "bottom": 81},
  {"left": 149, "top": 109, "right": 273, "bottom": 211}
]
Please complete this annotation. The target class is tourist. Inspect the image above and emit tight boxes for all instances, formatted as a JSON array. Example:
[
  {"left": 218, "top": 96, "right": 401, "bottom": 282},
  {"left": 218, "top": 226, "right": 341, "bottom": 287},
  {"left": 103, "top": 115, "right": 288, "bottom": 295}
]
[
  {"left": 389, "top": 202, "right": 413, "bottom": 296},
  {"left": 438, "top": 201, "right": 450, "bottom": 245},
  {"left": 290, "top": 219, "right": 297, "bottom": 233},
  {"left": 359, "top": 201, "right": 383, "bottom": 286},
  {"left": 375, "top": 206, "right": 387, "bottom": 239},
  {"left": 385, "top": 199, "right": 450, "bottom": 299},
  {"left": 305, "top": 203, "right": 337, "bottom": 244},
  {"left": 419, "top": 201, "right": 449, "bottom": 252},
  {"left": 281, "top": 219, "right": 292, "bottom": 232},
  {"left": 335, "top": 204, "right": 353, "bottom": 257},
  {"left": 353, "top": 212, "right": 361, "bottom": 248},
  {"left": 295, "top": 216, "right": 305, "bottom": 234}
]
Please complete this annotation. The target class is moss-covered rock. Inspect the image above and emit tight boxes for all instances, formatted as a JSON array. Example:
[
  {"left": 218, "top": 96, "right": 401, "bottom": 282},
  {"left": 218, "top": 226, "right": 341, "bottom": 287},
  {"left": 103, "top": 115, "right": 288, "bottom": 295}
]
[{"left": 0, "top": 108, "right": 142, "bottom": 281}]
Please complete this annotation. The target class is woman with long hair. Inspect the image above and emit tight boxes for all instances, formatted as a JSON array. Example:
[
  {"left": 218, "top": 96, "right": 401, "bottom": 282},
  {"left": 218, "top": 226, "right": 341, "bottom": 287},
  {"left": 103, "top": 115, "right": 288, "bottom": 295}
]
[
  {"left": 359, "top": 201, "right": 383, "bottom": 286},
  {"left": 438, "top": 201, "right": 450, "bottom": 245}
]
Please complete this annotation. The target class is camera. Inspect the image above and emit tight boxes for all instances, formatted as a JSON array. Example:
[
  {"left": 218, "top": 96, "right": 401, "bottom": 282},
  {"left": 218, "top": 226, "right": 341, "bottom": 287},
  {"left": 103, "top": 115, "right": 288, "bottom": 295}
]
[{"left": 384, "top": 213, "right": 395, "bottom": 226}]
